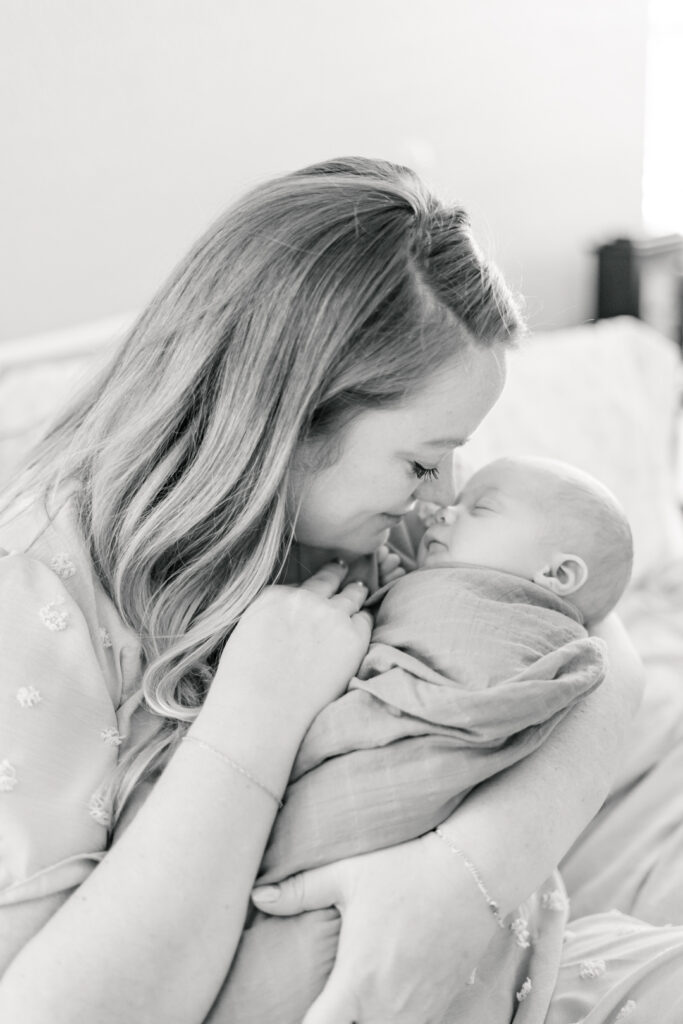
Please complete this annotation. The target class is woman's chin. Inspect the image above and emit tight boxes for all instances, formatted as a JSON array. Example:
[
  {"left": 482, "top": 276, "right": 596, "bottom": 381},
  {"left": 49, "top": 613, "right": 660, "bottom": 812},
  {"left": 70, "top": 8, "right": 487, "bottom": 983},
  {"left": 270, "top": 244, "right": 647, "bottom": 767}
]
[
  {"left": 296, "top": 521, "right": 393, "bottom": 559},
  {"left": 334, "top": 528, "right": 392, "bottom": 560},
  {"left": 367, "top": 526, "right": 393, "bottom": 551},
  {"left": 349, "top": 531, "right": 392, "bottom": 557}
]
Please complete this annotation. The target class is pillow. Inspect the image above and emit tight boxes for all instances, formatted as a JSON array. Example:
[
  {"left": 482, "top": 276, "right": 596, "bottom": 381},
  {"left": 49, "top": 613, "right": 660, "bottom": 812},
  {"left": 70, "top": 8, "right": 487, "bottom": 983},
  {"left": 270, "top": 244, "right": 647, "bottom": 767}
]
[{"left": 462, "top": 316, "right": 683, "bottom": 583}]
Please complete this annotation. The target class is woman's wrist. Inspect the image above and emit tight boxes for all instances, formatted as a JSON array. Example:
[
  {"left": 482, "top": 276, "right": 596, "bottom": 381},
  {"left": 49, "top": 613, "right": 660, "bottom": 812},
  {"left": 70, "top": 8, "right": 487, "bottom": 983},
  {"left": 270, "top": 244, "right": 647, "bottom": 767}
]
[
  {"left": 182, "top": 734, "right": 284, "bottom": 808},
  {"left": 431, "top": 826, "right": 506, "bottom": 928},
  {"left": 425, "top": 817, "right": 521, "bottom": 920},
  {"left": 205, "top": 654, "right": 315, "bottom": 736},
  {"left": 195, "top": 680, "right": 306, "bottom": 800},
  {"left": 419, "top": 830, "right": 505, "bottom": 945}
]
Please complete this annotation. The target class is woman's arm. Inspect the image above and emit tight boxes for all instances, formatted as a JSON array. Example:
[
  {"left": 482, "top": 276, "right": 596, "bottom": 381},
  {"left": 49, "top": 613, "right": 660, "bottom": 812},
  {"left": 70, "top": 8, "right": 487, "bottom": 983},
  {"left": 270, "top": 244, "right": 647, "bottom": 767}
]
[
  {"left": 434, "top": 611, "right": 644, "bottom": 910},
  {"left": 253, "top": 612, "right": 644, "bottom": 1023},
  {"left": 0, "top": 688, "right": 302, "bottom": 1024},
  {"left": 0, "top": 566, "right": 371, "bottom": 1024}
]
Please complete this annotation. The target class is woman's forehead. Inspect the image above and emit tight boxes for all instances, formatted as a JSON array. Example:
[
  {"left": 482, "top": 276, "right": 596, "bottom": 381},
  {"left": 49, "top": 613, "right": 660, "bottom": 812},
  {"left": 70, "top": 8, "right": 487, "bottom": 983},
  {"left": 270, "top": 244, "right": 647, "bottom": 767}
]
[
  {"left": 387, "top": 347, "right": 506, "bottom": 438},
  {"left": 333, "top": 345, "right": 506, "bottom": 457}
]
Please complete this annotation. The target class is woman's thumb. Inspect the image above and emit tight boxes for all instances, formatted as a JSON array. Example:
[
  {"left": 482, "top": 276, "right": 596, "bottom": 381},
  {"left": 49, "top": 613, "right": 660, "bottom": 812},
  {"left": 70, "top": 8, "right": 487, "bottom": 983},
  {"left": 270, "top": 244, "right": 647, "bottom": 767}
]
[
  {"left": 301, "top": 966, "right": 357, "bottom": 1024},
  {"left": 251, "top": 864, "right": 340, "bottom": 917}
]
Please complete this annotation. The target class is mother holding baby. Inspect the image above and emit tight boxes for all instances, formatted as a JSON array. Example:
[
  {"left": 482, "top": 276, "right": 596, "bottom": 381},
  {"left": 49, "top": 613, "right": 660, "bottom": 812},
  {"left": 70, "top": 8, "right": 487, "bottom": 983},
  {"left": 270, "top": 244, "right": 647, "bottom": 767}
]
[{"left": 1, "top": 156, "right": 682, "bottom": 1023}]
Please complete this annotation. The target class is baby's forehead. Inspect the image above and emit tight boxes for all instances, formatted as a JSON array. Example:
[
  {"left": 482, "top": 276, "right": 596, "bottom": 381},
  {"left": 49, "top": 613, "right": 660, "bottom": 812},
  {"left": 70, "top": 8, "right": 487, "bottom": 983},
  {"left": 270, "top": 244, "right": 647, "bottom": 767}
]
[{"left": 465, "top": 458, "right": 559, "bottom": 497}]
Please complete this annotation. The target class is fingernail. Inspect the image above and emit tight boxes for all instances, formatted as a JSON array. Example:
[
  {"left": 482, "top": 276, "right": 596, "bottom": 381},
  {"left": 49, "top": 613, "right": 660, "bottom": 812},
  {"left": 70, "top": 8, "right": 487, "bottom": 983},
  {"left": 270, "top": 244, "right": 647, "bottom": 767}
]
[
  {"left": 331, "top": 557, "right": 347, "bottom": 568},
  {"left": 252, "top": 885, "right": 280, "bottom": 904}
]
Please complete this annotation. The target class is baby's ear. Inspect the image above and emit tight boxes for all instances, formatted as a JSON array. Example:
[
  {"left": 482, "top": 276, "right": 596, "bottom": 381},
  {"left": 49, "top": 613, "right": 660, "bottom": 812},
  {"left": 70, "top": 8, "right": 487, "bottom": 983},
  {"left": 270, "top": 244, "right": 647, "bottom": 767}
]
[{"left": 533, "top": 553, "right": 588, "bottom": 596}]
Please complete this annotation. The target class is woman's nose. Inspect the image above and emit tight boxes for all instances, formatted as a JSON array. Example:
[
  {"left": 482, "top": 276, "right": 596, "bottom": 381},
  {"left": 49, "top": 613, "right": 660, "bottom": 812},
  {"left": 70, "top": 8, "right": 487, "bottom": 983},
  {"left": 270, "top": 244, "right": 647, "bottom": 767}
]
[{"left": 414, "top": 468, "right": 458, "bottom": 506}]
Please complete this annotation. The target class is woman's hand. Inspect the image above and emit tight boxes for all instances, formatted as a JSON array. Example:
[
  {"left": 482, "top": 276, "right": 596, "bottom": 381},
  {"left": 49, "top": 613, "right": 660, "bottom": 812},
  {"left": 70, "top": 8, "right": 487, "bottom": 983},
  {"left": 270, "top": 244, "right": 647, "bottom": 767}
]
[
  {"left": 211, "top": 561, "right": 373, "bottom": 732},
  {"left": 251, "top": 834, "right": 500, "bottom": 1024},
  {"left": 376, "top": 544, "right": 406, "bottom": 587}
]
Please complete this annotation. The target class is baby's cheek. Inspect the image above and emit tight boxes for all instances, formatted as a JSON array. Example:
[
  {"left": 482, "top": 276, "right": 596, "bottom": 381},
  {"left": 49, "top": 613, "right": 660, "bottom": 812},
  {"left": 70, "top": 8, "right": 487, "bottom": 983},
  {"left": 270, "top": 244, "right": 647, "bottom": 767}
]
[{"left": 415, "top": 540, "right": 429, "bottom": 567}]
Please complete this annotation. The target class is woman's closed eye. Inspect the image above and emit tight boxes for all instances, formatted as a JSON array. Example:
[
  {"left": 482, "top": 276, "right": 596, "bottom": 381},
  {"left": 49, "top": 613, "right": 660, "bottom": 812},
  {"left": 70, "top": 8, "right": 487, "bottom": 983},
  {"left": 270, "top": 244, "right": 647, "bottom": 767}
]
[{"left": 411, "top": 462, "right": 440, "bottom": 481}]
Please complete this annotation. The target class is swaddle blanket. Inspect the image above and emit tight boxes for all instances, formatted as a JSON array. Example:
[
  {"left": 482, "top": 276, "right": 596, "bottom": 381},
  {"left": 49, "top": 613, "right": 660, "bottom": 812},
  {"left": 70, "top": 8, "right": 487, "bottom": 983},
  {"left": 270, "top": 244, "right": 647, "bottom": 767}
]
[{"left": 210, "top": 566, "right": 606, "bottom": 1023}]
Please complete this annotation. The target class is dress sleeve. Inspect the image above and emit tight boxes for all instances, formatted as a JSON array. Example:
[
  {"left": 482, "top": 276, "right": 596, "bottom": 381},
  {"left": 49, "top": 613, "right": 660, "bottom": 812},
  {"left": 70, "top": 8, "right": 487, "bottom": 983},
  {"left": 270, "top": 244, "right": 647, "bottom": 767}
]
[{"left": 0, "top": 551, "right": 120, "bottom": 906}]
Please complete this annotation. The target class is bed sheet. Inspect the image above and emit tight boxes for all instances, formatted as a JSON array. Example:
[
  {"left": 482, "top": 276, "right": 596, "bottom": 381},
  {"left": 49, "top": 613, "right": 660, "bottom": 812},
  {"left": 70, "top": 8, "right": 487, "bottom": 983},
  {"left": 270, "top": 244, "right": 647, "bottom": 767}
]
[{"left": 562, "top": 557, "right": 683, "bottom": 925}]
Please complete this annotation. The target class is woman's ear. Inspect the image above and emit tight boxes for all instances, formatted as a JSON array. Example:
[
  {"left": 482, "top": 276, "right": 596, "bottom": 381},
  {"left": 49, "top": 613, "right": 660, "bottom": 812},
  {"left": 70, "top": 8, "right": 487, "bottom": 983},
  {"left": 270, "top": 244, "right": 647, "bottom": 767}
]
[{"left": 533, "top": 553, "right": 588, "bottom": 596}]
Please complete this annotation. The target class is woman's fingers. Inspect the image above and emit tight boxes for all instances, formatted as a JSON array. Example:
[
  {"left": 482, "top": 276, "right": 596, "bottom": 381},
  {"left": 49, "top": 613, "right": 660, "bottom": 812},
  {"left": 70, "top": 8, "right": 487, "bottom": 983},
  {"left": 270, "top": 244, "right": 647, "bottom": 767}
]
[
  {"left": 328, "top": 580, "right": 368, "bottom": 614},
  {"left": 299, "top": 560, "right": 349, "bottom": 597},
  {"left": 351, "top": 609, "right": 373, "bottom": 640},
  {"left": 301, "top": 968, "right": 360, "bottom": 1024},
  {"left": 218, "top": 562, "right": 372, "bottom": 723},
  {"left": 256, "top": 839, "right": 496, "bottom": 1023},
  {"left": 252, "top": 865, "right": 338, "bottom": 917},
  {"left": 299, "top": 565, "right": 370, "bottom": 623},
  {"left": 380, "top": 552, "right": 401, "bottom": 571}
]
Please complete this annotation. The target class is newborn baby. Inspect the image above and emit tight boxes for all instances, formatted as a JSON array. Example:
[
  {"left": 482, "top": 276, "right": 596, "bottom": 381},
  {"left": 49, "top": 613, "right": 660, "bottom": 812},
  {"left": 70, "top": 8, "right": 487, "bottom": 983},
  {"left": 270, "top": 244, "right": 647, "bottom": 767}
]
[
  {"left": 417, "top": 454, "right": 633, "bottom": 625},
  {"left": 211, "top": 455, "right": 633, "bottom": 1023}
]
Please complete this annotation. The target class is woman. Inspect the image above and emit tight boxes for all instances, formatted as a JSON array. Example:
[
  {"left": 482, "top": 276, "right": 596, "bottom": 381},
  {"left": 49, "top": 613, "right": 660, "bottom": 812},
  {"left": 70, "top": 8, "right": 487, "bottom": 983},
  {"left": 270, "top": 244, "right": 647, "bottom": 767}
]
[{"left": 0, "top": 157, "right": 681, "bottom": 1023}]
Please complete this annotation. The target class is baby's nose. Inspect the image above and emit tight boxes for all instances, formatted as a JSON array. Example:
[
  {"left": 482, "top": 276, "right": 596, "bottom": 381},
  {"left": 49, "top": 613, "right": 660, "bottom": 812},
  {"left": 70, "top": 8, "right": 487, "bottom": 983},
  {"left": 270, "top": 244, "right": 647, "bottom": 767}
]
[
  {"left": 423, "top": 504, "right": 458, "bottom": 527},
  {"left": 415, "top": 464, "right": 459, "bottom": 506},
  {"left": 435, "top": 505, "right": 458, "bottom": 525}
]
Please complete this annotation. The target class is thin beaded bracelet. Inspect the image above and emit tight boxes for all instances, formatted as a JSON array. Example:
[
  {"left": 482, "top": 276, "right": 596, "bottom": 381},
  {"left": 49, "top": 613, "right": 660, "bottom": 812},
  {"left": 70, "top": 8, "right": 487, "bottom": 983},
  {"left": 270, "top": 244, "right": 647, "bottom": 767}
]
[
  {"left": 433, "top": 826, "right": 505, "bottom": 929},
  {"left": 183, "top": 734, "right": 284, "bottom": 808}
]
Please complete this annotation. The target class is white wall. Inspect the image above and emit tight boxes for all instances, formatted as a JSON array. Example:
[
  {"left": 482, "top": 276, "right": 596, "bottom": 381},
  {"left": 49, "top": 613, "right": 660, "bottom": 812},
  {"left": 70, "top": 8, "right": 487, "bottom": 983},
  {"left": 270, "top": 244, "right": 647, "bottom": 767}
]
[{"left": 0, "top": 0, "right": 649, "bottom": 340}]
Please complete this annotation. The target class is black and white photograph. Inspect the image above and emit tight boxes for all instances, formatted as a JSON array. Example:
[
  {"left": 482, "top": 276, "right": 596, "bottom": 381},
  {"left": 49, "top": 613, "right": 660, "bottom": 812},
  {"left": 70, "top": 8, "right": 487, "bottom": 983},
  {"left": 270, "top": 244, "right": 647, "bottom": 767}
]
[{"left": 1, "top": 2, "right": 683, "bottom": 1021}]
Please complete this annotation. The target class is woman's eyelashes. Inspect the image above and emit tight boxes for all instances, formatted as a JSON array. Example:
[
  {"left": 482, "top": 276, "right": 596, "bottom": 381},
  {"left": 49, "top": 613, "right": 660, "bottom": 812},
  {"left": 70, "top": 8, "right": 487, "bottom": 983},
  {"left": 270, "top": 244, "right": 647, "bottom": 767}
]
[{"left": 411, "top": 462, "right": 440, "bottom": 481}]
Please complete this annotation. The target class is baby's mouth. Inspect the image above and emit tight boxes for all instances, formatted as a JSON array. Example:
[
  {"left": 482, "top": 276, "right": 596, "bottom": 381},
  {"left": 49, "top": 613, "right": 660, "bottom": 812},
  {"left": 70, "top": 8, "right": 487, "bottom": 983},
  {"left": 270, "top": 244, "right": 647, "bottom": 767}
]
[{"left": 425, "top": 536, "right": 448, "bottom": 553}]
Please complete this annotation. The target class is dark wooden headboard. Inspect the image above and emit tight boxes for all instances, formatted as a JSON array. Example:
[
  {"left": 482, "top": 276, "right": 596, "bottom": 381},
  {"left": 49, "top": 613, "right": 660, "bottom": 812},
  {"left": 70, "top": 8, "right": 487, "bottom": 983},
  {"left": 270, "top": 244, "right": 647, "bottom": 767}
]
[{"left": 594, "top": 234, "right": 683, "bottom": 350}]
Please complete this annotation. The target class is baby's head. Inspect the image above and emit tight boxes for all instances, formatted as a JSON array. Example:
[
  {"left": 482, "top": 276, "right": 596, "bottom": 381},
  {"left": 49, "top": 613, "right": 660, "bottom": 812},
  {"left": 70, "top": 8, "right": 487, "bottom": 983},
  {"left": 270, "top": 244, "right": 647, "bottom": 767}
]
[{"left": 417, "top": 455, "right": 633, "bottom": 623}]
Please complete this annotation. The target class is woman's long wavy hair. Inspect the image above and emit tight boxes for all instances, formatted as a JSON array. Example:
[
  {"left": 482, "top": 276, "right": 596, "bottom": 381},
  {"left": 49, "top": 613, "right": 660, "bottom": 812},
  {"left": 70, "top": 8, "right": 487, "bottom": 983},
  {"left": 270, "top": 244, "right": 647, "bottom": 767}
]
[{"left": 13, "top": 156, "right": 524, "bottom": 823}]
